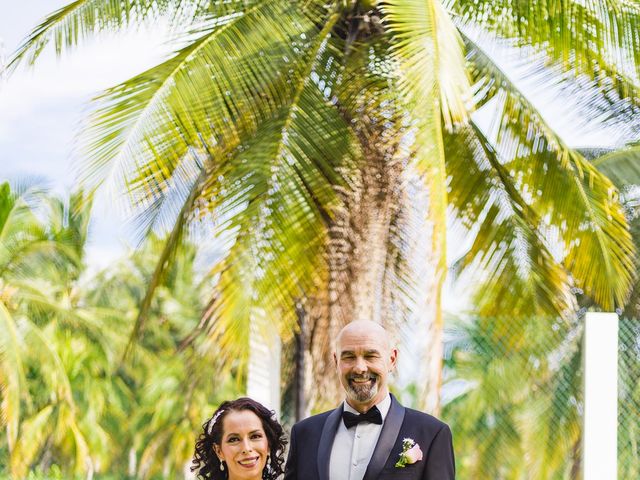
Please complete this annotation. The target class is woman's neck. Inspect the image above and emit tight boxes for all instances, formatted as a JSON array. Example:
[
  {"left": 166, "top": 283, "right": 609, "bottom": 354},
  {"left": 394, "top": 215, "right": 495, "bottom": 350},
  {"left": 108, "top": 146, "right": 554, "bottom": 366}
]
[{"left": 228, "top": 474, "right": 262, "bottom": 480}]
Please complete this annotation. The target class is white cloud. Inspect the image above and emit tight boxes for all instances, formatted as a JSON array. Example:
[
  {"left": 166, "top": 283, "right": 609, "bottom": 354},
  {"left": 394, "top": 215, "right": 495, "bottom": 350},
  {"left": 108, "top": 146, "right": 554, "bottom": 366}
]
[{"left": 0, "top": 25, "right": 171, "bottom": 138}]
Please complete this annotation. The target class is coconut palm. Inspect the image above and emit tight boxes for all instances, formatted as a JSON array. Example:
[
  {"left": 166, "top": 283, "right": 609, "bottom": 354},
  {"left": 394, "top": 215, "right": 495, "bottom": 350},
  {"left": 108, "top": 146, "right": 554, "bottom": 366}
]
[
  {"left": 7, "top": 0, "right": 639, "bottom": 411},
  {"left": 0, "top": 184, "right": 105, "bottom": 477},
  {"left": 443, "top": 314, "right": 584, "bottom": 479},
  {"left": 0, "top": 183, "right": 240, "bottom": 477},
  {"left": 85, "top": 234, "right": 241, "bottom": 478},
  {"left": 440, "top": 146, "right": 640, "bottom": 478}
]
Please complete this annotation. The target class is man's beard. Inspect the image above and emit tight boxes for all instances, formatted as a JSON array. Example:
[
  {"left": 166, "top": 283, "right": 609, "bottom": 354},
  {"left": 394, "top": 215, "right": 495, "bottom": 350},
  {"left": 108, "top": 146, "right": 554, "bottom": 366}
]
[{"left": 345, "top": 374, "right": 379, "bottom": 403}]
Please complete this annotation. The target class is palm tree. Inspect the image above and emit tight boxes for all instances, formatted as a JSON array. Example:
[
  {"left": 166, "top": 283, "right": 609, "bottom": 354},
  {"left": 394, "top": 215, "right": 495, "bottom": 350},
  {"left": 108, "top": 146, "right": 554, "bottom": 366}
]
[
  {"left": 0, "top": 182, "right": 241, "bottom": 477},
  {"left": 580, "top": 146, "right": 640, "bottom": 479},
  {"left": 0, "top": 183, "right": 103, "bottom": 477},
  {"left": 443, "top": 313, "right": 584, "bottom": 478},
  {"left": 440, "top": 146, "right": 640, "bottom": 478},
  {"left": 7, "top": 0, "right": 638, "bottom": 412},
  {"left": 85, "top": 234, "right": 242, "bottom": 478}
]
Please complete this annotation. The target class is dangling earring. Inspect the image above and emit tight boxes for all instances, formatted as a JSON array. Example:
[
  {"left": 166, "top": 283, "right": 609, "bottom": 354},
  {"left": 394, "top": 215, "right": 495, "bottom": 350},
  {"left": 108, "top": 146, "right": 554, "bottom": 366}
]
[{"left": 220, "top": 460, "right": 225, "bottom": 471}]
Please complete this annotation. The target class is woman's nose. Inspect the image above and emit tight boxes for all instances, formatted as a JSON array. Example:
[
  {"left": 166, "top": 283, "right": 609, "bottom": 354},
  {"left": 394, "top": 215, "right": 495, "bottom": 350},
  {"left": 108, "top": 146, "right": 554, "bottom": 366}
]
[{"left": 241, "top": 438, "right": 252, "bottom": 453}]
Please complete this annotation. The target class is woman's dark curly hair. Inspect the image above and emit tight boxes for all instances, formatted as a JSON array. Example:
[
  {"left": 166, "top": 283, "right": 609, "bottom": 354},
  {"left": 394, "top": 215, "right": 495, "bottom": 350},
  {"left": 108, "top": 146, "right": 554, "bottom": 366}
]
[{"left": 191, "top": 397, "right": 287, "bottom": 479}]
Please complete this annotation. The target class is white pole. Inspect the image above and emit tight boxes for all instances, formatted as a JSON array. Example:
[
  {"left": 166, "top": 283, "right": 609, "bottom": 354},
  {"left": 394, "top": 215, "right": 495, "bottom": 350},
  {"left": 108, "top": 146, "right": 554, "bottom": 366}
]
[
  {"left": 247, "top": 312, "right": 281, "bottom": 417},
  {"left": 583, "top": 312, "right": 618, "bottom": 480}
]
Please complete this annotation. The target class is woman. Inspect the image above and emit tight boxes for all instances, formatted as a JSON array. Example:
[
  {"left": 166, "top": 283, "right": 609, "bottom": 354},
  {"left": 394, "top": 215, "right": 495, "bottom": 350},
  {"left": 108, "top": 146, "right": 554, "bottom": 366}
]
[{"left": 192, "top": 397, "right": 287, "bottom": 480}]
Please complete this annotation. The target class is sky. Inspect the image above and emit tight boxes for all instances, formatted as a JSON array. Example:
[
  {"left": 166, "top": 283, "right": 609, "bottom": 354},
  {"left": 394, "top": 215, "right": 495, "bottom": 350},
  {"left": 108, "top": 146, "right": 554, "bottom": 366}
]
[{"left": 0, "top": 1, "right": 172, "bottom": 267}]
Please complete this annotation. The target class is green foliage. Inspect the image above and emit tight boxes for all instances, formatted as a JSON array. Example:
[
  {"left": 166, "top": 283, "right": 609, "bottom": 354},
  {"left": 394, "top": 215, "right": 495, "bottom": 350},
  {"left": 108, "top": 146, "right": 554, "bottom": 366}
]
[
  {"left": 0, "top": 184, "right": 241, "bottom": 478},
  {"left": 442, "top": 315, "right": 584, "bottom": 479},
  {"left": 619, "top": 317, "right": 640, "bottom": 480},
  {"left": 426, "top": 146, "right": 640, "bottom": 479}
]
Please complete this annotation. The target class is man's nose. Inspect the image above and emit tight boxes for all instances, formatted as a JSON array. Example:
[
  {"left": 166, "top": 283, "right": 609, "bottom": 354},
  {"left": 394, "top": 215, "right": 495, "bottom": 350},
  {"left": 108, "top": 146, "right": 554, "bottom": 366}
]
[{"left": 353, "top": 356, "right": 367, "bottom": 373}]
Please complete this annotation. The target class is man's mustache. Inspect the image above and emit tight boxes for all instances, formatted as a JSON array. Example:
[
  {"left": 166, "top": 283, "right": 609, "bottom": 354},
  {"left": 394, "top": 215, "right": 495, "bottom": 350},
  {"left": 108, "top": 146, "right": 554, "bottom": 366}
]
[{"left": 348, "top": 374, "right": 378, "bottom": 381}]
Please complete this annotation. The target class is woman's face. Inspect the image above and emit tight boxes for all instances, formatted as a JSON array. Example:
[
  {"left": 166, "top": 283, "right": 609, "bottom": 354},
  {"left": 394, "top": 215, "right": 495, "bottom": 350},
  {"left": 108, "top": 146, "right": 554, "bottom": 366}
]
[{"left": 213, "top": 409, "right": 270, "bottom": 480}]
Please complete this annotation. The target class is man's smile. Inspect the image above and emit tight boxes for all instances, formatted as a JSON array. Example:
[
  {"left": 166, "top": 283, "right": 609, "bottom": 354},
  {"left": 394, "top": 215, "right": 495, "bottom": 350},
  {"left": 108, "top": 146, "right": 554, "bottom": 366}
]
[
  {"left": 349, "top": 374, "right": 377, "bottom": 382},
  {"left": 348, "top": 374, "right": 379, "bottom": 390}
]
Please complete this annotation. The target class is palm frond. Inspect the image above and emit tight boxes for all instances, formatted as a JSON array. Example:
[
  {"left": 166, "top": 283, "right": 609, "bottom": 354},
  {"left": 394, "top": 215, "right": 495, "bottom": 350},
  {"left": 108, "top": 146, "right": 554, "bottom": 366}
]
[
  {"left": 7, "top": 0, "right": 166, "bottom": 70},
  {"left": 0, "top": 302, "right": 27, "bottom": 453},
  {"left": 76, "top": 1, "right": 319, "bottom": 198},
  {"left": 445, "top": 315, "right": 584, "bottom": 478},
  {"left": 383, "top": 0, "right": 472, "bottom": 129},
  {"left": 194, "top": 11, "right": 350, "bottom": 373},
  {"left": 381, "top": 0, "right": 451, "bottom": 319},
  {"left": 446, "top": 123, "right": 573, "bottom": 316},
  {"left": 381, "top": 0, "right": 473, "bottom": 274},
  {"left": 24, "top": 323, "right": 75, "bottom": 406},
  {"left": 8, "top": 405, "right": 54, "bottom": 478},
  {"left": 453, "top": 0, "right": 640, "bottom": 104},
  {"left": 381, "top": 3, "right": 473, "bottom": 407},
  {"left": 122, "top": 164, "right": 207, "bottom": 359},
  {"left": 463, "top": 28, "right": 640, "bottom": 143},
  {"left": 463, "top": 32, "right": 635, "bottom": 310},
  {"left": 5, "top": 0, "right": 257, "bottom": 72},
  {"left": 590, "top": 145, "right": 640, "bottom": 188}
]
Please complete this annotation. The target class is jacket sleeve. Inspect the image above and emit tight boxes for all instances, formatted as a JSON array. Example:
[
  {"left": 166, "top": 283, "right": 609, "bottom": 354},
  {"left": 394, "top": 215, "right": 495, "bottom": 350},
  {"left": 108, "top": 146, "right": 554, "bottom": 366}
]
[
  {"left": 424, "top": 424, "right": 455, "bottom": 480},
  {"left": 284, "top": 424, "right": 297, "bottom": 480}
]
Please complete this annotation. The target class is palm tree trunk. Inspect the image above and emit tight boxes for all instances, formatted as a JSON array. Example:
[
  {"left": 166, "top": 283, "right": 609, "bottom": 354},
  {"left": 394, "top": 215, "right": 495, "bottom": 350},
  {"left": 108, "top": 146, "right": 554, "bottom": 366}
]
[
  {"left": 307, "top": 127, "right": 406, "bottom": 411},
  {"left": 420, "top": 281, "right": 445, "bottom": 415},
  {"left": 570, "top": 437, "right": 582, "bottom": 479}
]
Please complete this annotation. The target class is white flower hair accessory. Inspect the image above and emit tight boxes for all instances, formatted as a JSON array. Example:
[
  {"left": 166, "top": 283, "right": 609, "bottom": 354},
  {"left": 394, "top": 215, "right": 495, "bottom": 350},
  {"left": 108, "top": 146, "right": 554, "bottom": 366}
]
[
  {"left": 207, "top": 409, "right": 225, "bottom": 435},
  {"left": 395, "top": 438, "right": 423, "bottom": 468}
]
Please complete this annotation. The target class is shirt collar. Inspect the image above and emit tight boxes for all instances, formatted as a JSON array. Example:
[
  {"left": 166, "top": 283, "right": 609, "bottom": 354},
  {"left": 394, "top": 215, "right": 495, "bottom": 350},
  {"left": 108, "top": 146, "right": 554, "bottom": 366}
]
[{"left": 343, "top": 393, "right": 391, "bottom": 421}]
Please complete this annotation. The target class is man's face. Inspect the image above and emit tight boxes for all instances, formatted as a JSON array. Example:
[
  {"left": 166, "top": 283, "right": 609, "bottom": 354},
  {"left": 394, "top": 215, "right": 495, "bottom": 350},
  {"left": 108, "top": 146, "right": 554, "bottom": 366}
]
[{"left": 334, "top": 325, "right": 397, "bottom": 411}]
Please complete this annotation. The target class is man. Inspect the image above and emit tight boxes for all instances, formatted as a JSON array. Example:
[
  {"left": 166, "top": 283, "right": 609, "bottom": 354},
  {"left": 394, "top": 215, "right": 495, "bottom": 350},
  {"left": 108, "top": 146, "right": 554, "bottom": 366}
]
[{"left": 284, "top": 320, "right": 455, "bottom": 480}]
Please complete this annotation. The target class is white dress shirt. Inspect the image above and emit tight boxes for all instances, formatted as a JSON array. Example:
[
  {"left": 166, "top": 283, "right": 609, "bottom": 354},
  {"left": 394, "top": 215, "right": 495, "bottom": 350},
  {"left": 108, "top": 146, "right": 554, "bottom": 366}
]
[{"left": 329, "top": 394, "right": 391, "bottom": 480}]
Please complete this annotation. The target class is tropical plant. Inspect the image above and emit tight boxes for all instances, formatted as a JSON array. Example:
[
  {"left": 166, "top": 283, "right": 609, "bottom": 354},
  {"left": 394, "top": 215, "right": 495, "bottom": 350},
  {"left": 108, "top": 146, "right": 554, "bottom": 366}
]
[
  {"left": 586, "top": 148, "right": 640, "bottom": 479},
  {"left": 85, "top": 234, "right": 241, "bottom": 478},
  {"left": 0, "top": 183, "right": 240, "bottom": 477},
  {"left": 7, "top": 0, "right": 639, "bottom": 412},
  {"left": 0, "top": 183, "right": 106, "bottom": 477},
  {"left": 442, "top": 314, "right": 584, "bottom": 479},
  {"left": 440, "top": 145, "right": 640, "bottom": 479}
]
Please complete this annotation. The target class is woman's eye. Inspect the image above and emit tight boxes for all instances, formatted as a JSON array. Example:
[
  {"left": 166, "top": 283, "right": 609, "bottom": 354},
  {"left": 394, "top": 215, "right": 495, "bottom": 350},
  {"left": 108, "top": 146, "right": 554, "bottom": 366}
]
[
  {"left": 228, "top": 437, "right": 239, "bottom": 443},
  {"left": 251, "top": 434, "right": 263, "bottom": 439}
]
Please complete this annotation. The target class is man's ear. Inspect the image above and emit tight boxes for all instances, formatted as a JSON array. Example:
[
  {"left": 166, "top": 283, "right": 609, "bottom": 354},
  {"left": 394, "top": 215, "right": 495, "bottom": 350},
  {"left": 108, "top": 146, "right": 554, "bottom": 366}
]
[{"left": 389, "top": 347, "right": 398, "bottom": 370}]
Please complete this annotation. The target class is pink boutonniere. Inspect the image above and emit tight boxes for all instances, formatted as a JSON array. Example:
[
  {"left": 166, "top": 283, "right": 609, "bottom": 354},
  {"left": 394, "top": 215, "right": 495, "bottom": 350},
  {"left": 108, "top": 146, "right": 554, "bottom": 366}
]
[{"left": 395, "top": 438, "right": 423, "bottom": 468}]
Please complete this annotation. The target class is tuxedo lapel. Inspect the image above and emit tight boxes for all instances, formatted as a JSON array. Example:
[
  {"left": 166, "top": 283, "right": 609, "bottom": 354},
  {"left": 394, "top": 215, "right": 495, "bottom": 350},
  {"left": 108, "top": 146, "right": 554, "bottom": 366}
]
[
  {"left": 362, "top": 395, "right": 406, "bottom": 480},
  {"left": 317, "top": 406, "right": 343, "bottom": 480}
]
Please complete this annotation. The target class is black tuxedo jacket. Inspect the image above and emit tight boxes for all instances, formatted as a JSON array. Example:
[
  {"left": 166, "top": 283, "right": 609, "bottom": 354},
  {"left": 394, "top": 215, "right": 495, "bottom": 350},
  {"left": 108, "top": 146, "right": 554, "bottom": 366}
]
[{"left": 284, "top": 395, "right": 455, "bottom": 480}]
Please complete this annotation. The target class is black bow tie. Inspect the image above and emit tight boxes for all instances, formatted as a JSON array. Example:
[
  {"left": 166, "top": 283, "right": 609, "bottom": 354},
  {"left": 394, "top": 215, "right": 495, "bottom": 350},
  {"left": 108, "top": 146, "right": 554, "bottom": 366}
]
[{"left": 342, "top": 406, "right": 383, "bottom": 429}]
